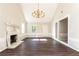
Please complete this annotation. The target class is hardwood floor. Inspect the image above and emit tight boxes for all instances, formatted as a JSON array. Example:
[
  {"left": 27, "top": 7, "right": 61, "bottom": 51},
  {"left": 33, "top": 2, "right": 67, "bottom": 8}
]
[{"left": 0, "top": 37, "right": 79, "bottom": 56}]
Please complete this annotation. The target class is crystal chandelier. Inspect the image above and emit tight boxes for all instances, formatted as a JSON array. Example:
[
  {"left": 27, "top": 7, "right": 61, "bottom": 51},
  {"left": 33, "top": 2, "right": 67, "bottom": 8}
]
[{"left": 32, "top": 1, "right": 45, "bottom": 18}]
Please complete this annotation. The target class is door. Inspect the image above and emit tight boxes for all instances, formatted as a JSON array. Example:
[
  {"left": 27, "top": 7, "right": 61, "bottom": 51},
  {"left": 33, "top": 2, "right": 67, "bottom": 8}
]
[{"left": 59, "top": 17, "right": 68, "bottom": 43}]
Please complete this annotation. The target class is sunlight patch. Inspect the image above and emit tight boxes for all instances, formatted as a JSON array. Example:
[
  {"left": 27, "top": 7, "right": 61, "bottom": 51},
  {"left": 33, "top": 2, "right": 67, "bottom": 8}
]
[
  {"left": 32, "top": 39, "right": 47, "bottom": 41},
  {"left": 40, "top": 39, "right": 48, "bottom": 41}
]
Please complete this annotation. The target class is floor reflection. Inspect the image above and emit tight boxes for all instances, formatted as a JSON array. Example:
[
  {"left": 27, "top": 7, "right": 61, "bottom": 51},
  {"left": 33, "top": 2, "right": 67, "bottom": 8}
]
[{"left": 32, "top": 39, "right": 48, "bottom": 41}]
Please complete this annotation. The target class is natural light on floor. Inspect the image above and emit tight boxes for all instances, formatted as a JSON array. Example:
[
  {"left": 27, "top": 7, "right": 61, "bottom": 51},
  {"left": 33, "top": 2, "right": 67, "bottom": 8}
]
[{"left": 32, "top": 39, "right": 48, "bottom": 41}]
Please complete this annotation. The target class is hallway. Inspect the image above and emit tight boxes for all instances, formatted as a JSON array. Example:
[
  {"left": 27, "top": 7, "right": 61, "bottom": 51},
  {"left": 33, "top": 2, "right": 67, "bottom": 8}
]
[{"left": 0, "top": 37, "right": 79, "bottom": 56}]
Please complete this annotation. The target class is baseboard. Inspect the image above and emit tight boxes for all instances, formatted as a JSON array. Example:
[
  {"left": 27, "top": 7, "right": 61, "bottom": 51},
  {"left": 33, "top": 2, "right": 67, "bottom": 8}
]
[
  {"left": 52, "top": 36, "right": 79, "bottom": 52},
  {"left": 0, "top": 47, "right": 7, "bottom": 52},
  {"left": 68, "top": 37, "right": 79, "bottom": 52}
]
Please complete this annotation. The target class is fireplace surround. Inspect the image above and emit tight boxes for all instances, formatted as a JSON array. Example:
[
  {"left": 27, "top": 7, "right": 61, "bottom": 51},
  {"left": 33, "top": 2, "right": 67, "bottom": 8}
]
[{"left": 6, "top": 24, "right": 23, "bottom": 49}]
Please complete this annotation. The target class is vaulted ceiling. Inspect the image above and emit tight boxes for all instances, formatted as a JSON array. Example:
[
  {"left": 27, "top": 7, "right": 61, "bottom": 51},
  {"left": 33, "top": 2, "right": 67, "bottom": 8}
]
[{"left": 21, "top": 3, "right": 58, "bottom": 23}]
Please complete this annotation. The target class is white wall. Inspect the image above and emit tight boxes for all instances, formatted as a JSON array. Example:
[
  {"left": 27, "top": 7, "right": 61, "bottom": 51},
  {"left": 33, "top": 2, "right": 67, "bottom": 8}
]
[
  {"left": 0, "top": 4, "right": 26, "bottom": 51},
  {"left": 52, "top": 3, "right": 79, "bottom": 51}
]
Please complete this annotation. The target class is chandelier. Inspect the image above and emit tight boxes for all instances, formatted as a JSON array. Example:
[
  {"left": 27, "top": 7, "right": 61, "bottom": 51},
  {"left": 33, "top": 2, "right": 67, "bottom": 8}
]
[
  {"left": 32, "top": 1, "right": 45, "bottom": 18},
  {"left": 32, "top": 9, "right": 45, "bottom": 18}
]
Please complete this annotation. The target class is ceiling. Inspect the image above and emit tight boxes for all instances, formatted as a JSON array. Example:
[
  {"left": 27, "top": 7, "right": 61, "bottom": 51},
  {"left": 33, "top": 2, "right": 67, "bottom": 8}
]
[{"left": 21, "top": 3, "right": 58, "bottom": 23}]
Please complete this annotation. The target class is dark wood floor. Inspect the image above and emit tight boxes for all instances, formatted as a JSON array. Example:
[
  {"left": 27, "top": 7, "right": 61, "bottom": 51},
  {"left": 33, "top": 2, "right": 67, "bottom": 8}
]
[{"left": 0, "top": 37, "right": 79, "bottom": 56}]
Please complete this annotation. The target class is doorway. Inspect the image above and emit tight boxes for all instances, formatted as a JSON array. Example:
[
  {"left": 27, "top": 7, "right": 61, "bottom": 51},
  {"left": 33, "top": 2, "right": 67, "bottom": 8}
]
[{"left": 59, "top": 17, "right": 68, "bottom": 43}]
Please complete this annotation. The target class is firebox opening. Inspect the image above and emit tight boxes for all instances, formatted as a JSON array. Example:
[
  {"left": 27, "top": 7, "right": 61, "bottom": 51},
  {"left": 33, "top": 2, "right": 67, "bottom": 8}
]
[{"left": 10, "top": 34, "right": 17, "bottom": 44}]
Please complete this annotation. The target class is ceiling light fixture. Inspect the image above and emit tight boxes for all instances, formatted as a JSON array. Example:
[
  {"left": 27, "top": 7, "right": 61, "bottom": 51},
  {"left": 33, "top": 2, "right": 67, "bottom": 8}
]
[{"left": 32, "top": 0, "right": 45, "bottom": 18}]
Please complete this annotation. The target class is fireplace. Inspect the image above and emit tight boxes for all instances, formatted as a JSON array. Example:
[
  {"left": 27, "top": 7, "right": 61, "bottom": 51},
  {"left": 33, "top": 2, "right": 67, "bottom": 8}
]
[
  {"left": 6, "top": 25, "right": 23, "bottom": 49},
  {"left": 10, "top": 34, "right": 17, "bottom": 44}
]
